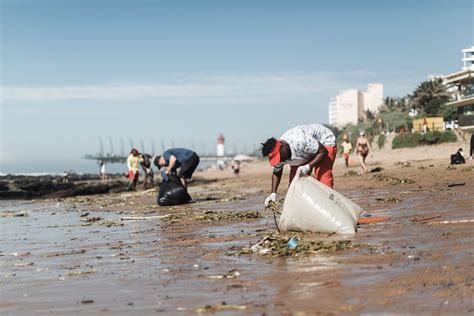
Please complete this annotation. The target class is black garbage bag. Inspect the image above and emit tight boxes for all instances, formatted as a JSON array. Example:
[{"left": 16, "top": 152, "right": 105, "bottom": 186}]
[
  {"left": 450, "top": 151, "right": 465, "bottom": 165},
  {"left": 157, "top": 174, "right": 191, "bottom": 206}
]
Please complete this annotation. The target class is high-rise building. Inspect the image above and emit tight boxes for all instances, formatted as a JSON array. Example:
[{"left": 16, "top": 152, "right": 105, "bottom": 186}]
[
  {"left": 329, "top": 89, "right": 361, "bottom": 127},
  {"left": 328, "top": 83, "right": 383, "bottom": 127},
  {"left": 363, "top": 83, "right": 384, "bottom": 114}
]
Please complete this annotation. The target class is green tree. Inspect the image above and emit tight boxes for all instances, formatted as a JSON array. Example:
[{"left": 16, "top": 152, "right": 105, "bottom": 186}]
[
  {"left": 439, "top": 103, "right": 457, "bottom": 121},
  {"left": 410, "top": 78, "right": 449, "bottom": 112}
]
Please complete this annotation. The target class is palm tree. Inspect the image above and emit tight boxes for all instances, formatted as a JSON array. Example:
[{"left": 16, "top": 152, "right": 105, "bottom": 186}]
[
  {"left": 409, "top": 78, "right": 449, "bottom": 112},
  {"left": 379, "top": 96, "right": 410, "bottom": 113}
]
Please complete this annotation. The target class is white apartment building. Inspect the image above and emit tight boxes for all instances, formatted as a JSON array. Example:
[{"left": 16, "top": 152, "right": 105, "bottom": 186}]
[
  {"left": 328, "top": 83, "right": 383, "bottom": 127},
  {"left": 328, "top": 89, "right": 362, "bottom": 127},
  {"left": 363, "top": 83, "right": 384, "bottom": 114},
  {"left": 462, "top": 46, "right": 474, "bottom": 70}
]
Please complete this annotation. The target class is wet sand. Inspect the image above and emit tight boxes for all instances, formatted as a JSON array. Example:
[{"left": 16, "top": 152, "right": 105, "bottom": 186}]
[{"left": 1, "top": 142, "right": 474, "bottom": 314}]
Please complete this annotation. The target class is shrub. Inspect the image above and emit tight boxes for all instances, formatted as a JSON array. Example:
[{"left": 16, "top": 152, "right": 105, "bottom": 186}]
[{"left": 392, "top": 131, "right": 457, "bottom": 149}]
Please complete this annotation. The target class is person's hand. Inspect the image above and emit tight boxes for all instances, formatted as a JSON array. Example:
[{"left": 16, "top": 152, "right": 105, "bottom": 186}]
[
  {"left": 297, "top": 164, "right": 311, "bottom": 176},
  {"left": 264, "top": 193, "right": 276, "bottom": 208}
]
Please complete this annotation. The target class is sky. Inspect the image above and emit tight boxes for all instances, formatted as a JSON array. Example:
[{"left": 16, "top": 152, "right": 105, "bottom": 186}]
[{"left": 1, "top": 0, "right": 473, "bottom": 173}]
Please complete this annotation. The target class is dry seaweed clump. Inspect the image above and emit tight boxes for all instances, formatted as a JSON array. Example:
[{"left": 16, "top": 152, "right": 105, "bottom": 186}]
[
  {"left": 196, "top": 210, "right": 261, "bottom": 222},
  {"left": 0, "top": 211, "right": 28, "bottom": 218},
  {"left": 161, "top": 209, "right": 261, "bottom": 223},
  {"left": 373, "top": 174, "right": 415, "bottom": 185},
  {"left": 240, "top": 234, "right": 358, "bottom": 257},
  {"left": 375, "top": 195, "right": 402, "bottom": 203},
  {"left": 343, "top": 170, "right": 359, "bottom": 177}
]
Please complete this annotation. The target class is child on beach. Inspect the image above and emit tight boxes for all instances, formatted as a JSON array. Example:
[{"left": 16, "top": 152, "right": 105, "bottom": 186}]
[{"left": 341, "top": 134, "right": 352, "bottom": 168}]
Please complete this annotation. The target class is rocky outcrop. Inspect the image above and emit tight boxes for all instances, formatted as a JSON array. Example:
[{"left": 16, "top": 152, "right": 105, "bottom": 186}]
[{"left": 0, "top": 174, "right": 127, "bottom": 199}]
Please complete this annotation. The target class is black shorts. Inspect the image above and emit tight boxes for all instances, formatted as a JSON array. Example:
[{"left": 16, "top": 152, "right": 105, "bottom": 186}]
[{"left": 178, "top": 153, "right": 200, "bottom": 179}]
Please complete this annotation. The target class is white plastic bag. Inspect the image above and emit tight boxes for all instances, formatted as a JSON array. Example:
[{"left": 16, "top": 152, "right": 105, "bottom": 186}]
[{"left": 279, "top": 175, "right": 363, "bottom": 234}]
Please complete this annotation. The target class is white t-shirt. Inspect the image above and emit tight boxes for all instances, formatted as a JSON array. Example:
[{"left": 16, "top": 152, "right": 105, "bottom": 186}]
[{"left": 273, "top": 124, "right": 336, "bottom": 172}]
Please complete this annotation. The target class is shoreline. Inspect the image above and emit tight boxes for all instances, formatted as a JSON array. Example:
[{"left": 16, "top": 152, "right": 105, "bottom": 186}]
[{"left": 1, "top": 141, "right": 473, "bottom": 314}]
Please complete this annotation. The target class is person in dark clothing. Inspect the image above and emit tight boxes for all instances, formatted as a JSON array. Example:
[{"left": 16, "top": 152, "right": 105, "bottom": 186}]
[
  {"left": 450, "top": 148, "right": 466, "bottom": 165},
  {"left": 470, "top": 134, "right": 474, "bottom": 160},
  {"left": 140, "top": 154, "right": 154, "bottom": 189},
  {"left": 154, "top": 148, "right": 200, "bottom": 188}
]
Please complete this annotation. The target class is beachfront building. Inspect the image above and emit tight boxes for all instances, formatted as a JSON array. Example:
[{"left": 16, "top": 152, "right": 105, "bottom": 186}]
[
  {"left": 363, "top": 83, "right": 384, "bottom": 114},
  {"left": 444, "top": 46, "right": 474, "bottom": 133},
  {"left": 328, "top": 83, "right": 383, "bottom": 128},
  {"left": 462, "top": 46, "right": 474, "bottom": 70},
  {"left": 328, "top": 89, "right": 362, "bottom": 127}
]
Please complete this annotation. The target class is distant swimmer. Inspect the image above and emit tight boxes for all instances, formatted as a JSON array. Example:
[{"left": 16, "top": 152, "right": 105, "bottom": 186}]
[
  {"left": 356, "top": 131, "right": 371, "bottom": 174},
  {"left": 261, "top": 124, "right": 337, "bottom": 207},
  {"left": 154, "top": 148, "right": 200, "bottom": 189}
]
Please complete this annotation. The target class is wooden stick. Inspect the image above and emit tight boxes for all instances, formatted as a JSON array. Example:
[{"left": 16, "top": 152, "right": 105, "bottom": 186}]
[
  {"left": 412, "top": 215, "right": 442, "bottom": 222},
  {"left": 428, "top": 219, "right": 474, "bottom": 225},
  {"left": 120, "top": 214, "right": 171, "bottom": 221}
]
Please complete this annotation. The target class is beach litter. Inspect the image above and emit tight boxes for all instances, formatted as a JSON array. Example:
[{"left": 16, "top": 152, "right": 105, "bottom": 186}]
[
  {"left": 446, "top": 182, "right": 466, "bottom": 188},
  {"left": 81, "top": 299, "right": 94, "bottom": 304},
  {"left": 412, "top": 215, "right": 442, "bottom": 222},
  {"left": 0, "top": 211, "right": 29, "bottom": 218},
  {"left": 357, "top": 216, "right": 391, "bottom": 224},
  {"left": 287, "top": 237, "right": 298, "bottom": 249},
  {"left": 66, "top": 270, "right": 97, "bottom": 277},
  {"left": 369, "top": 167, "right": 384, "bottom": 173},
  {"left": 178, "top": 302, "right": 246, "bottom": 313},
  {"left": 45, "top": 249, "right": 86, "bottom": 257},
  {"left": 428, "top": 219, "right": 474, "bottom": 226},
  {"left": 121, "top": 214, "right": 171, "bottom": 221},
  {"left": 208, "top": 269, "right": 240, "bottom": 279}
]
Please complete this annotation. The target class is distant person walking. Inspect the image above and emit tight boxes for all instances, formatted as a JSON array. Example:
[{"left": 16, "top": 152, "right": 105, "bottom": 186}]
[
  {"left": 356, "top": 131, "right": 371, "bottom": 174},
  {"left": 231, "top": 160, "right": 241, "bottom": 176},
  {"left": 341, "top": 134, "right": 353, "bottom": 168},
  {"left": 100, "top": 160, "right": 107, "bottom": 182},
  {"left": 154, "top": 148, "right": 200, "bottom": 189},
  {"left": 261, "top": 124, "right": 337, "bottom": 207},
  {"left": 127, "top": 149, "right": 142, "bottom": 191},
  {"left": 62, "top": 171, "right": 69, "bottom": 183}
]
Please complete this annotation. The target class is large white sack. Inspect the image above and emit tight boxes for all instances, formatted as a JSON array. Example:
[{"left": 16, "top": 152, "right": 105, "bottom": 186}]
[{"left": 279, "top": 175, "right": 363, "bottom": 234}]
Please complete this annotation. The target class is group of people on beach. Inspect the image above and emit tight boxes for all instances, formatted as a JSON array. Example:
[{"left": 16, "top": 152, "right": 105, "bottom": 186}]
[
  {"left": 126, "top": 147, "right": 201, "bottom": 191},
  {"left": 121, "top": 123, "right": 377, "bottom": 207}
]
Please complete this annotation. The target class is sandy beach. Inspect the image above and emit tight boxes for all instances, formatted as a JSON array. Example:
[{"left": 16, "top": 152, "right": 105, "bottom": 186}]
[{"left": 1, "top": 139, "right": 474, "bottom": 315}]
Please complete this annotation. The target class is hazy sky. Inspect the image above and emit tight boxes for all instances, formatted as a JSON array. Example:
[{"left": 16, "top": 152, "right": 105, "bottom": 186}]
[{"left": 1, "top": 0, "right": 473, "bottom": 173}]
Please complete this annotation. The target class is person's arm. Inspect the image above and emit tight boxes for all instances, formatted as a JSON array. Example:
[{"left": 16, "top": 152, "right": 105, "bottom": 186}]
[
  {"left": 307, "top": 143, "right": 328, "bottom": 169},
  {"left": 271, "top": 168, "right": 283, "bottom": 194},
  {"left": 166, "top": 155, "right": 177, "bottom": 174}
]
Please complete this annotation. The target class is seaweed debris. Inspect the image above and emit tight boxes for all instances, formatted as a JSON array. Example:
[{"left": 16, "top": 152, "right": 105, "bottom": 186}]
[
  {"left": 375, "top": 195, "right": 402, "bottom": 203},
  {"left": 240, "top": 234, "right": 362, "bottom": 257},
  {"left": 373, "top": 174, "right": 415, "bottom": 185}
]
